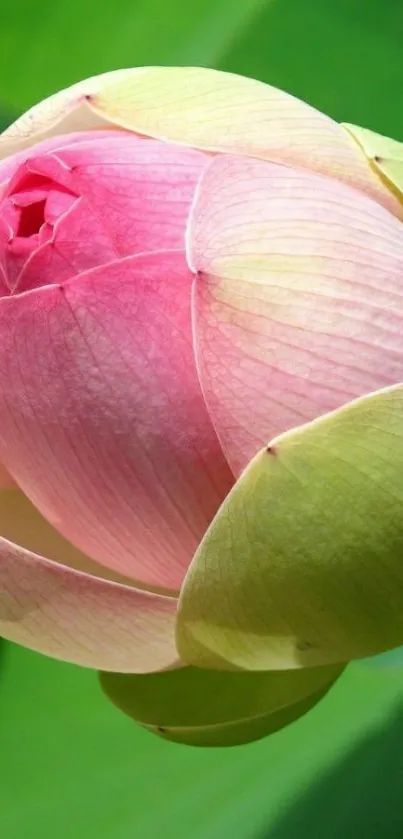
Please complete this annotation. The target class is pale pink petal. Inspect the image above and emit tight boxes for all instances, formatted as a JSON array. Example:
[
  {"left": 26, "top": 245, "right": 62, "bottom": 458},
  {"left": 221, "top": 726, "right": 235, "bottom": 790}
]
[
  {"left": 0, "top": 251, "right": 233, "bottom": 589},
  {"left": 0, "top": 497, "right": 178, "bottom": 672},
  {"left": 189, "top": 155, "right": 403, "bottom": 475}
]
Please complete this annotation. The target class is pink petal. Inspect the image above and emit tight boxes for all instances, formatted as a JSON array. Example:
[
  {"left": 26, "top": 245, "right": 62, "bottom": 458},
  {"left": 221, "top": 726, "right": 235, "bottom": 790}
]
[
  {"left": 0, "top": 241, "right": 9, "bottom": 295},
  {"left": 189, "top": 155, "right": 403, "bottom": 475},
  {"left": 48, "top": 133, "right": 206, "bottom": 256},
  {"left": 0, "top": 136, "right": 119, "bottom": 291},
  {"left": 16, "top": 196, "right": 119, "bottom": 293},
  {"left": 0, "top": 488, "right": 178, "bottom": 672},
  {"left": 1, "top": 134, "right": 206, "bottom": 292},
  {"left": 0, "top": 250, "right": 233, "bottom": 589},
  {"left": 0, "top": 463, "right": 15, "bottom": 488},
  {"left": 0, "top": 487, "right": 133, "bottom": 581}
]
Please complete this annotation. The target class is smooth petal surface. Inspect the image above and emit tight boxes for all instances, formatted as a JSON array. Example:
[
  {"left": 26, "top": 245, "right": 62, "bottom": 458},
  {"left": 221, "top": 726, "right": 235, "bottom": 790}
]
[
  {"left": 86, "top": 66, "right": 401, "bottom": 216},
  {"left": 0, "top": 251, "right": 233, "bottom": 589},
  {"left": 177, "top": 386, "right": 403, "bottom": 670},
  {"left": 0, "top": 463, "right": 15, "bottom": 488},
  {"left": 343, "top": 123, "right": 403, "bottom": 204},
  {"left": 189, "top": 155, "right": 403, "bottom": 475},
  {"left": 100, "top": 662, "right": 342, "bottom": 747},
  {"left": 0, "top": 492, "right": 178, "bottom": 672},
  {"left": 0, "top": 488, "right": 147, "bottom": 583},
  {"left": 0, "top": 71, "right": 132, "bottom": 158}
]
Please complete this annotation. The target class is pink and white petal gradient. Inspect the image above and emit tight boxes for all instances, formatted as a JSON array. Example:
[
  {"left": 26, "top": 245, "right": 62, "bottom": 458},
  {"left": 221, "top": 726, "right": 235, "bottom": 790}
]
[
  {"left": 188, "top": 155, "right": 403, "bottom": 476},
  {"left": 0, "top": 535, "right": 178, "bottom": 673},
  {"left": 0, "top": 250, "right": 233, "bottom": 590}
]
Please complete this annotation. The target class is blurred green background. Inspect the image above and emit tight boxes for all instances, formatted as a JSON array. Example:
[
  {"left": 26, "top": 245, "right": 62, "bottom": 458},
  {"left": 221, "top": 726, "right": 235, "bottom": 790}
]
[{"left": 1, "top": 0, "right": 403, "bottom": 837}]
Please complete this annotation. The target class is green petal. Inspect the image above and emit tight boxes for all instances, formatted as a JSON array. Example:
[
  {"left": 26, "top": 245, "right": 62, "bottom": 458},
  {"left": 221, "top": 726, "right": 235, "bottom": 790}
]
[
  {"left": 100, "top": 663, "right": 341, "bottom": 747},
  {"left": 343, "top": 123, "right": 403, "bottom": 202},
  {"left": 177, "top": 385, "right": 403, "bottom": 670},
  {"left": 142, "top": 687, "right": 332, "bottom": 747}
]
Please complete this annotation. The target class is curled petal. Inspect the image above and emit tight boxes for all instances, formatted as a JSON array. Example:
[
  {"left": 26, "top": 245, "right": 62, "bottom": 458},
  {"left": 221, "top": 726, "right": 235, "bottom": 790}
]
[
  {"left": 0, "top": 492, "right": 178, "bottom": 672},
  {"left": 138, "top": 689, "right": 332, "bottom": 747},
  {"left": 0, "top": 251, "right": 233, "bottom": 589},
  {"left": 100, "top": 662, "right": 342, "bottom": 746},
  {"left": 188, "top": 155, "right": 403, "bottom": 475}
]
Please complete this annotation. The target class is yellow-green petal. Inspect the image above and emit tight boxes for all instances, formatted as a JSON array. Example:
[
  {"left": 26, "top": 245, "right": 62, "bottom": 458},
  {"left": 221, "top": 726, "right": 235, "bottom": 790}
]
[
  {"left": 177, "top": 385, "right": 403, "bottom": 671},
  {"left": 343, "top": 123, "right": 403, "bottom": 205},
  {"left": 100, "top": 662, "right": 342, "bottom": 747}
]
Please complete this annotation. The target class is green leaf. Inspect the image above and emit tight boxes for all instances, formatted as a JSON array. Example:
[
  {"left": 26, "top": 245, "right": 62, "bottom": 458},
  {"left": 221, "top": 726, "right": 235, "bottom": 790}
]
[
  {"left": 343, "top": 123, "right": 403, "bottom": 201},
  {"left": 177, "top": 385, "right": 403, "bottom": 671},
  {"left": 100, "top": 662, "right": 342, "bottom": 747}
]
